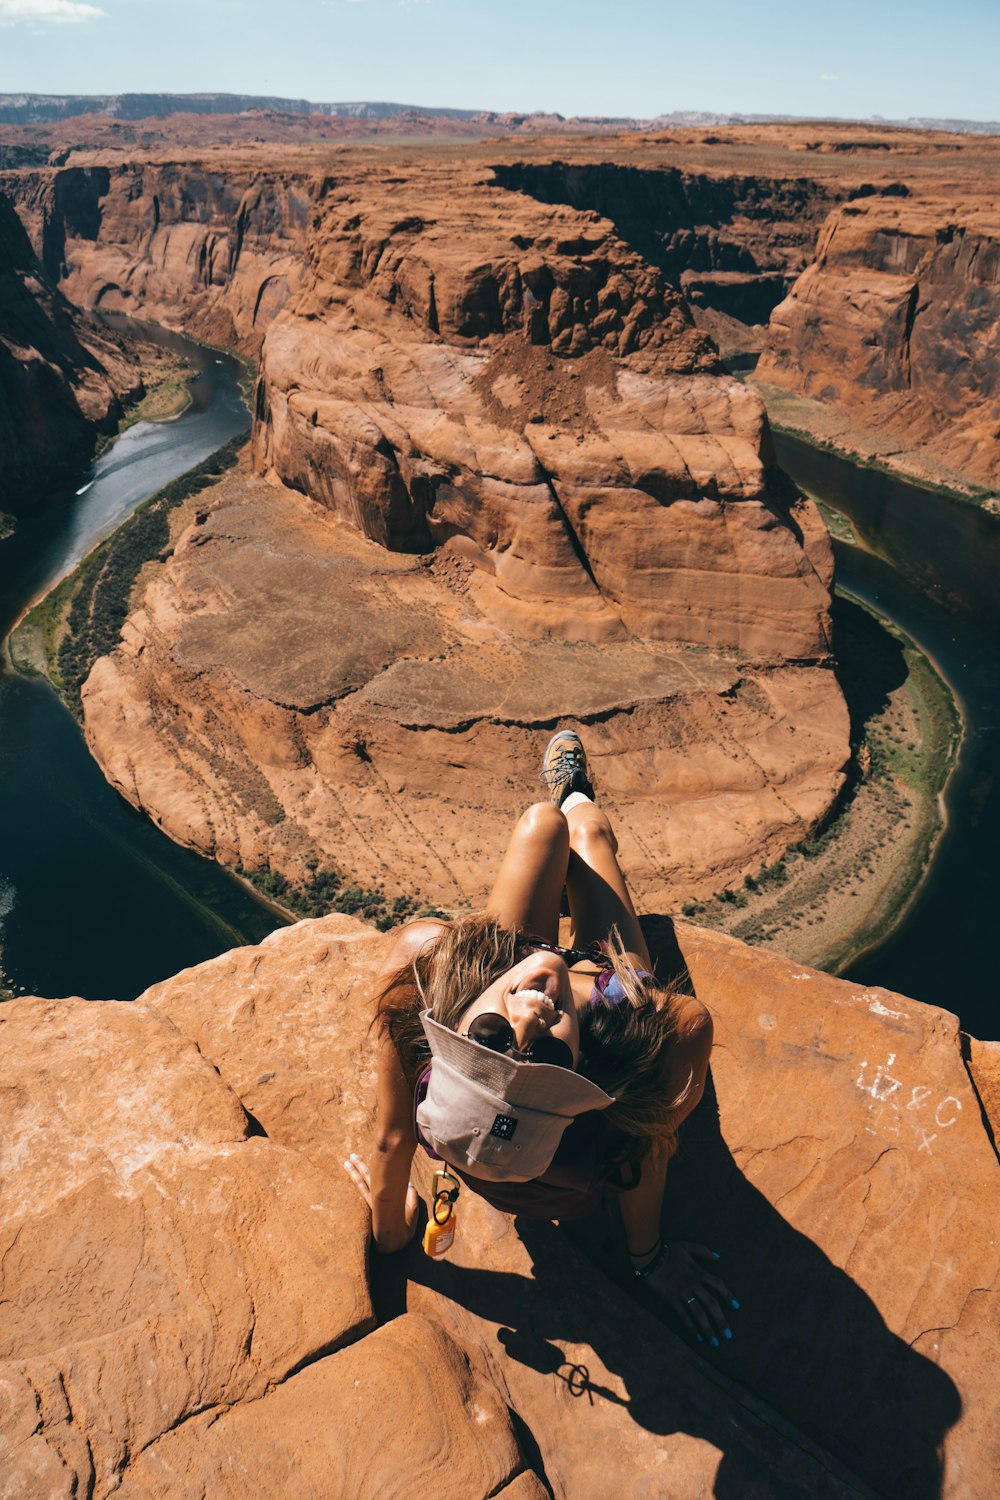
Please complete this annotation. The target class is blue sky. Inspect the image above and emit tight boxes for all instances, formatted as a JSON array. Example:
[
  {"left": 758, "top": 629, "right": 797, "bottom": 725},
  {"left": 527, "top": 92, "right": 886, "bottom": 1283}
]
[{"left": 1, "top": 0, "right": 997, "bottom": 123}]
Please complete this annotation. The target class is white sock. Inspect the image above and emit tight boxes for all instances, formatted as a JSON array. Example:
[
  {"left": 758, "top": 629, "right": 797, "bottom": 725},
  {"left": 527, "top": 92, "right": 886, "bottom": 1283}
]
[{"left": 561, "top": 790, "right": 593, "bottom": 814}]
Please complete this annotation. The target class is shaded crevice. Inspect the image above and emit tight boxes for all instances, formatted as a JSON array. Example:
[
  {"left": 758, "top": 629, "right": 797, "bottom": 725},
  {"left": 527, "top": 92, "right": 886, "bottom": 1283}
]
[
  {"left": 502, "top": 1407, "right": 555, "bottom": 1499},
  {"left": 533, "top": 456, "right": 608, "bottom": 599},
  {"left": 958, "top": 1031, "right": 1000, "bottom": 1164},
  {"left": 901, "top": 281, "right": 921, "bottom": 389}
]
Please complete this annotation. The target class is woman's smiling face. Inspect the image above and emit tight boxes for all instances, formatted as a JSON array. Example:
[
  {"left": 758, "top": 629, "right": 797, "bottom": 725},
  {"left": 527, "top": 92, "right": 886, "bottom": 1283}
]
[{"left": 457, "top": 948, "right": 581, "bottom": 1066}]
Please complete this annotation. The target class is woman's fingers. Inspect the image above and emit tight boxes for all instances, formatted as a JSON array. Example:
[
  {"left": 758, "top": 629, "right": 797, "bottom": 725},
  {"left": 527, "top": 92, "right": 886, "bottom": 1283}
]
[
  {"left": 680, "top": 1293, "right": 715, "bottom": 1345},
  {"left": 696, "top": 1288, "right": 732, "bottom": 1345},
  {"left": 342, "top": 1152, "right": 373, "bottom": 1209},
  {"left": 684, "top": 1292, "right": 731, "bottom": 1346},
  {"left": 699, "top": 1272, "right": 735, "bottom": 1304}
]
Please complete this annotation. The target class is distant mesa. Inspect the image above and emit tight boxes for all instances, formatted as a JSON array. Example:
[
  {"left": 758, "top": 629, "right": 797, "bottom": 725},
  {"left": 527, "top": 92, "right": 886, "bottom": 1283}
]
[{"left": 0, "top": 92, "right": 998, "bottom": 134}]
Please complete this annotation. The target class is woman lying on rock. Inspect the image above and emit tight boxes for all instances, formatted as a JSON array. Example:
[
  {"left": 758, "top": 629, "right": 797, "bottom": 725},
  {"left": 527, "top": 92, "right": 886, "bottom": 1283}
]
[{"left": 345, "top": 729, "right": 737, "bottom": 1346}]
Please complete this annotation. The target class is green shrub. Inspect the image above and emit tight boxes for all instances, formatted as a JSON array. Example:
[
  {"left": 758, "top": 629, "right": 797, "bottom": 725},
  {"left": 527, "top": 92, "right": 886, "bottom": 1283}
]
[{"left": 243, "top": 862, "right": 418, "bottom": 931}]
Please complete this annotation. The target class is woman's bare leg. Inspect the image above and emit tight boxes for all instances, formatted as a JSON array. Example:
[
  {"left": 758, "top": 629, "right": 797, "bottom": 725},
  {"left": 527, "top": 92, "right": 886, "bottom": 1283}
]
[
  {"left": 485, "top": 801, "right": 570, "bottom": 942},
  {"left": 564, "top": 801, "right": 652, "bottom": 967}
]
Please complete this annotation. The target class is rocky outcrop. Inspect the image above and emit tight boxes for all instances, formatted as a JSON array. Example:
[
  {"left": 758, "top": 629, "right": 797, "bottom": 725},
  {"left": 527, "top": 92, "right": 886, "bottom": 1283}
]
[
  {"left": 0, "top": 186, "right": 138, "bottom": 508},
  {"left": 252, "top": 162, "right": 833, "bottom": 654},
  {"left": 490, "top": 160, "right": 838, "bottom": 346},
  {"left": 758, "top": 193, "right": 1000, "bottom": 490},
  {"left": 2, "top": 915, "right": 997, "bottom": 1496}
]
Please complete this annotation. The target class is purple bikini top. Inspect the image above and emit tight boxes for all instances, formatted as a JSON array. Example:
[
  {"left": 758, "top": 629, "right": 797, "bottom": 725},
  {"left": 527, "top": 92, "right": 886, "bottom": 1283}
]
[{"left": 591, "top": 964, "right": 651, "bottom": 1006}]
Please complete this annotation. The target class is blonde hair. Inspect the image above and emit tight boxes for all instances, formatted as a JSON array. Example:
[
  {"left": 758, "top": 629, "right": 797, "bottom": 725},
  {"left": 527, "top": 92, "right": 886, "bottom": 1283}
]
[{"left": 376, "top": 914, "right": 695, "bottom": 1165}]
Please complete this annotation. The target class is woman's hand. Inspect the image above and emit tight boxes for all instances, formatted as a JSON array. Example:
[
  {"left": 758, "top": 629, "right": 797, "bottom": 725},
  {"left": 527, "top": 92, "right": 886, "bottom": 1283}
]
[
  {"left": 343, "top": 1153, "right": 421, "bottom": 1254},
  {"left": 635, "top": 1241, "right": 739, "bottom": 1348}
]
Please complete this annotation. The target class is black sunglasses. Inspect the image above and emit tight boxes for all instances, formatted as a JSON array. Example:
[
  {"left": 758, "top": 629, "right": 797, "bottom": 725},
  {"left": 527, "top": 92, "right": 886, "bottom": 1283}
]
[{"left": 467, "top": 1012, "right": 575, "bottom": 1070}]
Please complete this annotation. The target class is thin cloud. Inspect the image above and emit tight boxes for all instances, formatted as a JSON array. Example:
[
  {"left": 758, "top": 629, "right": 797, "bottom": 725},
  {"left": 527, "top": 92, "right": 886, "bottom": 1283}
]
[
  {"left": 819, "top": 72, "right": 839, "bottom": 82},
  {"left": 0, "top": 0, "right": 106, "bottom": 22}
]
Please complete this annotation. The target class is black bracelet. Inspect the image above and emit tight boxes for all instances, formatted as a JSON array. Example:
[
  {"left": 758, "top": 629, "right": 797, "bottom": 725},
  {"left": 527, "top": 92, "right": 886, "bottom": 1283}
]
[{"left": 632, "top": 1241, "right": 670, "bottom": 1279}]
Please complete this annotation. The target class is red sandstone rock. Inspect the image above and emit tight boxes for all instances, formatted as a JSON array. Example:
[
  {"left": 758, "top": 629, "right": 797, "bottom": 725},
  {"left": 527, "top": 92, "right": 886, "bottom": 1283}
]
[
  {"left": 143, "top": 915, "right": 1000, "bottom": 1499},
  {"left": 672, "top": 923, "right": 1000, "bottom": 1498},
  {"left": 115, "top": 1314, "right": 545, "bottom": 1500},
  {"left": 4, "top": 914, "right": 997, "bottom": 1494},
  {"left": 18, "top": 144, "right": 847, "bottom": 909},
  {"left": 2, "top": 161, "right": 310, "bottom": 355},
  {"left": 966, "top": 1036, "right": 1000, "bottom": 1146},
  {"left": 0, "top": 187, "right": 138, "bottom": 504},
  {"left": 0, "top": 989, "right": 373, "bottom": 1496}
]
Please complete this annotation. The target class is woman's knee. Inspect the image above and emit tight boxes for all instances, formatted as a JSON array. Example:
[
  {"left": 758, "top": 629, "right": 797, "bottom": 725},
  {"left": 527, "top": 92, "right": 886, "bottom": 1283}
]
[
  {"left": 515, "top": 800, "right": 569, "bottom": 849},
  {"left": 567, "top": 803, "right": 618, "bottom": 853}
]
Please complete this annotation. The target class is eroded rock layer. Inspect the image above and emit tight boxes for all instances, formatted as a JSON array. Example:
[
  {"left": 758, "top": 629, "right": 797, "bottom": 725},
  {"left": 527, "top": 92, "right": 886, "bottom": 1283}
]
[
  {"left": 6, "top": 123, "right": 1000, "bottom": 496},
  {"left": 2, "top": 160, "right": 311, "bottom": 354},
  {"left": 2, "top": 915, "right": 997, "bottom": 1496}
]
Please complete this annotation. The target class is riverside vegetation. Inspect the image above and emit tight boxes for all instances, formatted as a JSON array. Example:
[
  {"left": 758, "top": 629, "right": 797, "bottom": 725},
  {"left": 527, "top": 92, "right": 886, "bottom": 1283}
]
[
  {"left": 11, "top": 435, "right": 248, "bottom": 707},
  {"left": 688, "top": 594, "right": 961, "bottom": 974}
]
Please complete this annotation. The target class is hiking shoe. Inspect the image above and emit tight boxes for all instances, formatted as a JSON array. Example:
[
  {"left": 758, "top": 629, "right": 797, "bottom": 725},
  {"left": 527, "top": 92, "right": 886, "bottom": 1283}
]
[{"left": 540, "top": 729, "right": 595, "bottom": 807}]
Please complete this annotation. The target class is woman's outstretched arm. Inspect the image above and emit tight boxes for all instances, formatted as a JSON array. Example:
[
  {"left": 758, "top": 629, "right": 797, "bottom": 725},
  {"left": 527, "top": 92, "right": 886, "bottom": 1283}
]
[
  {"left": 344, "top": 919, "right": 445, "bottom": 1252},
  {"left": 619, "top": 1002, "right": 737, "bottom": 1344}
]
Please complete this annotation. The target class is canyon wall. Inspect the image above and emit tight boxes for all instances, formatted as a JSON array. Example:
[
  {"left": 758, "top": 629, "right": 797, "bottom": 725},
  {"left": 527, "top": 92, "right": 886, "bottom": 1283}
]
[
  {"left": 7, "top": 127, "right": 1000, "bottom": 505},
  {"left": 2, "top": 159, "right": 312, "bottom": 354},
  {"left": 0, "top": 187, "right": 138, "bottom": 509},
  {"left": 490, "top": 159, "right": 839, "bottom": 348},
  {"left": 483, "top": 138, "right": 1000, "bottom": 495},
  {"left": 2, "top": 914, "right": 998, "bottom": 1497},
  {"left": 759, "top": 192, "right": 1000, "bottom": 489}
]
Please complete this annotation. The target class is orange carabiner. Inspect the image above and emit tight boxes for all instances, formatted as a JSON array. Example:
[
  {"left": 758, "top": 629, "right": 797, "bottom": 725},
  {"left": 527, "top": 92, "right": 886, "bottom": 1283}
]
[{"left": 422, "top": 1168, "right": 460, "bottom": 1259}]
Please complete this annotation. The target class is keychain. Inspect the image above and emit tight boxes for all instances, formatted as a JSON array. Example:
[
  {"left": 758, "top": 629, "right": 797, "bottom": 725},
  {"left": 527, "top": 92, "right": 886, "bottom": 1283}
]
[{"left": 422, "top": 1167, "right": 460, "bottom": 1259}]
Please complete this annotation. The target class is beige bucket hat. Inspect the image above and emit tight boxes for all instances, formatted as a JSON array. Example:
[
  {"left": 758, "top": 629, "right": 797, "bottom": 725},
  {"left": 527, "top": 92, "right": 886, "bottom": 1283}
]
[{"left": 416, "top": 1010, "right": 616, "bottom": 1183}]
